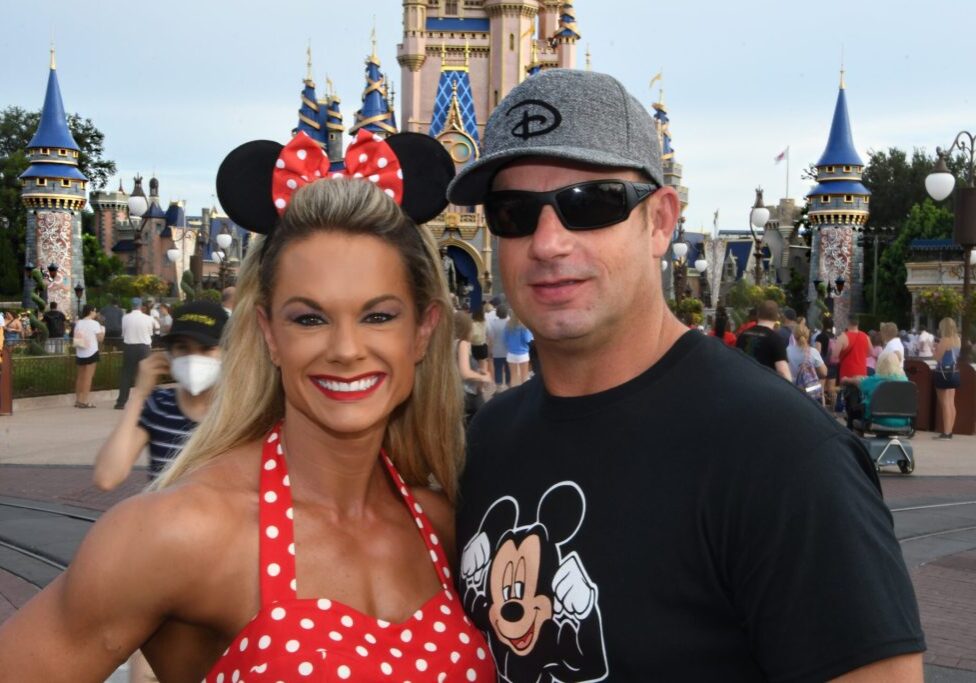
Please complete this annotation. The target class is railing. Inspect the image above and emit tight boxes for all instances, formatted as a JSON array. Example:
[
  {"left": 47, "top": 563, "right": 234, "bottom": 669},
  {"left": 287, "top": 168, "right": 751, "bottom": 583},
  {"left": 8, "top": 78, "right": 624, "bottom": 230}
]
[{"left": 2, "top": 339, "right": 125, "bottom": 399}]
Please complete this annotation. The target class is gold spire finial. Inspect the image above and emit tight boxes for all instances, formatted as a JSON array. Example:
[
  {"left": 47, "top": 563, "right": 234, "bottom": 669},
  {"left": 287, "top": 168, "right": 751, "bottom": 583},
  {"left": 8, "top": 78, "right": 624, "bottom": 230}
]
[
  {"left": 50, "top": 45, "right": 56, "bottom": 70},
  {"left": 326, "top": 75, "right": 335, "bottom": 98},
  {"left": 306, "top": 43, "right": 313, "bottom": 82},
  {"left": 585, "top": 44, "right": 591, "bottom": 71},
  {"left": 371, "top": 16, "right": 378, "bottom": 61},
  {"left": 840, "top": 45, "right": 846, "bottom": 89},
  {"left": 464, "top": 39, "right": 470, "bottom": 67}
]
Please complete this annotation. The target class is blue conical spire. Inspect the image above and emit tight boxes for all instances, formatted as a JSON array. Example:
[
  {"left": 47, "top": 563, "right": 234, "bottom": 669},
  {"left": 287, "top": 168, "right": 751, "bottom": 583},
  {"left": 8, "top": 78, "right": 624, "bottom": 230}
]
[
  {"left": 349, "top": 53, "right": 397, "bottom": 137},
  {"left": 815, "top": 83, "right": 862, "bottom": 167},
  {"left": 27, "top": 52, "right": 80, "bottom": 151}
]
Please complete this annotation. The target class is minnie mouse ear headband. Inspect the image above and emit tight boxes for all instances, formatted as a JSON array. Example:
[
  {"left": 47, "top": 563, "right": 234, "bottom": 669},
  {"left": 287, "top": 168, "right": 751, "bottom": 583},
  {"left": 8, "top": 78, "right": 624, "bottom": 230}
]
[{"left": 216, "top": 129, "right": 456, "bottom": 234}]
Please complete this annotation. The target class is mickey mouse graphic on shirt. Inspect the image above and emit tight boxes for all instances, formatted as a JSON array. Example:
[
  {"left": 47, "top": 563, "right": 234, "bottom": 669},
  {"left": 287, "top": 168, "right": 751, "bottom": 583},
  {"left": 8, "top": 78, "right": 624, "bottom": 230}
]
[{"left": 460, "top": 482, "right": 608, "bottom": 682}]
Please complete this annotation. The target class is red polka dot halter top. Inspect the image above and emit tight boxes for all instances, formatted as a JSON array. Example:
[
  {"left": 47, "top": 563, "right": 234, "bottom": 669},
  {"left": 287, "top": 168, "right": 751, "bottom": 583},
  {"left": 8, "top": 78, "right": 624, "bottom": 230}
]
[{"left": 205, "top": 424, "right": 495, "bottom": 682}]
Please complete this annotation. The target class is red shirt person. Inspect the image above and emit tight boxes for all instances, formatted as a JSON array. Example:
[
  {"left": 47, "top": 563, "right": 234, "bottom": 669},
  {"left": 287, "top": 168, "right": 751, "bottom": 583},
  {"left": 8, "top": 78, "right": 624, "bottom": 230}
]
[{"left": 837, "top": 319, "right": 871, "bottom": 380}]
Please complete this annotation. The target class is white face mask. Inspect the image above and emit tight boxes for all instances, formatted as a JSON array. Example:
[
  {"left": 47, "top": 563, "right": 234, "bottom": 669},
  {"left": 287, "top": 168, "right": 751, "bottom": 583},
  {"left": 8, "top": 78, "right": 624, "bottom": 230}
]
[{"left": 169, "top": 355, "right": 221, "bottom": 396}]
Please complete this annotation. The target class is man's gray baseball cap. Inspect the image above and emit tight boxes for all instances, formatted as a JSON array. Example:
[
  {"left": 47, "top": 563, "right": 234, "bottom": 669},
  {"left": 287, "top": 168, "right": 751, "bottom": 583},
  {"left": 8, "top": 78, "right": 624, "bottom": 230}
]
[{"left": 447, "top": 69, "right": 663, "bottom": 206}]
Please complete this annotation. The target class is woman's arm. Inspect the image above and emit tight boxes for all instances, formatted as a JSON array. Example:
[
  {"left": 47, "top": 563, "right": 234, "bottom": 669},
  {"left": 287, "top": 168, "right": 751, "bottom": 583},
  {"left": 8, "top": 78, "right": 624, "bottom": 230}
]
[
  {"left": 456, "top": 340, "right": 491, "bottom": 383},
  {"left": 0, "top": 494, "right": 191, "bottom": 680},
  {"left": 93, "top": 354, "right": 169, "bottom": 490}
]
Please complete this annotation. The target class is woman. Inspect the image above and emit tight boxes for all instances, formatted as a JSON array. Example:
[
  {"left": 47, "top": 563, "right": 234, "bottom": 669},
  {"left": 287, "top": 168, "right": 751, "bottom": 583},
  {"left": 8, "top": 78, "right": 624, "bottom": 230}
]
[
  {"left": 932, "top": 317, "right": 962, "bottom": 440},
  {"left": 842, "top": 351, "right": 912, "bottom": 431},
  {"left": 504, "top": 310, "right": 533, "bottom": 387},
  {"left": 880, "top": 321, "right": 905, "bottom": 367},
  {"left": 866, "top": 330, "right": 883, "bottom": 376},
  {"left": 0, "top": 179, "right": 494, "bottom": 681},
  {"left": 469, "top": 304, "right": 490, "bottom": 377},
  {"left": 72, "top": 304, "right": 104, "bottom": 408},
  {"left": 709, "top": 307, "right": 736, "bottom": 347},
  {"left": 3, "top": 310, "right": 23, "bottom": 345},
  {"left": 786, "top": 321, "right": 827, "bottom": 403},
  {"left": 157, "top": 303, "right": 174, "bottom": 336},
  {"left": 454, "top": 310, "right": 492, "bottom": 426}
]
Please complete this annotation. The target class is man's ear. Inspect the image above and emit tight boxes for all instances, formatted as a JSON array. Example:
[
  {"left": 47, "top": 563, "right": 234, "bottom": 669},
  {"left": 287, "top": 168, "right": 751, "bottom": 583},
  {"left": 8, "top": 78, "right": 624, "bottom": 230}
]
[
  {"left": 415, "top": 302, "right": 442, "bottom": 363},
  {"left": 646, "top": 186, "right": 681, "bottom": 259},
  {"left": 256, "top": 305, "right": 279, "bottom": 366}
]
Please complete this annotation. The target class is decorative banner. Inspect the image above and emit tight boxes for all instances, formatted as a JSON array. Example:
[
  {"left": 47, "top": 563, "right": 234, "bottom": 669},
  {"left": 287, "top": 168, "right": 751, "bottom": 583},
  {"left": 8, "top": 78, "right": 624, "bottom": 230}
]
[{"left": 35, "top": 211, "right": 73, "bottom": 315}]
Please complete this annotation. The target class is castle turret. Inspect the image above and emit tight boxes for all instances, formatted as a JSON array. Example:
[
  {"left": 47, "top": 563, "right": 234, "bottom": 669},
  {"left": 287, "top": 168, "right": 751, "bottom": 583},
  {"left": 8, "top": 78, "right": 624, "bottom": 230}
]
[
  {"left": 90, "top": 178, "right": 129, "bottom": 255},
  {"left": 294, "top": 48, "right": 326, "bottom": 148},
  {"left": 485, "top": 0, "right": 539, "bottom": 106},
  {"left": 806, "top": 69, "right": 871, "bottom": 328},
  {"left": 349, "top": 36, "right": 398, "bottom": 138},
  {"left": 554, "top": 2, "right": 580, "bottom": 68},
  {"left": 323, "top": 78, "right": 345, "bottom": 167},
  {"left": 19, "top": 49, "right": 88, "bottom": 314},
  {"left": 651, "top": 84, "right": 688, "bottom": 212}
]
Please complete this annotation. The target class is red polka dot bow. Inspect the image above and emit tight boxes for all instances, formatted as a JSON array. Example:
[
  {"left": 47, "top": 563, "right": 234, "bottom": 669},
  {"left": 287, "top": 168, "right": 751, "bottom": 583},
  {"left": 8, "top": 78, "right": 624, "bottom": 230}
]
[{"left": 271, "top": 130, "right": 404, "bottom": 214}]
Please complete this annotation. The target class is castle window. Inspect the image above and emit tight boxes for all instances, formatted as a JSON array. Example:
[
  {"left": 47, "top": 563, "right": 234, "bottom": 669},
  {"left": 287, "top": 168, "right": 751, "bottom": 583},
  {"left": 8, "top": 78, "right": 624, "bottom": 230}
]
[
  {"left": 444, "top": 0, "right": 458, "bottom": 14},
  {"left": 820, "top": 195, "right": 830, "bottom": 203},
  {"left": 40, "top": 147, "right": 50, "bottom": 155},
  {"left": 510, "top": 33, "right": 515, "bottom": 50},
  {"left": 494, "top": 90, "right": 499, "bottom": 106},
  {"left": 58, "top": 149, "right": 68, "bottom": 156},
  {"left": 72, "top": 150, "right": 79, "bottom": 158},
  {"left": 843, "top": 194, "right": 853, "bottom": 203},
  {"left": 61, "top": 179, "right": 71, "bottom": 188},
  {"left": 37, "top": 178, "right": 47, "bottom": 186},
  {"left": 864, "top": 197, "right": 869, "bottom": 204},
  {"left": 843, "top": 165, "right": 852, "bottom": 173},
  {"left": 826, "top": 166, "right": 835, "bottom": 173}
]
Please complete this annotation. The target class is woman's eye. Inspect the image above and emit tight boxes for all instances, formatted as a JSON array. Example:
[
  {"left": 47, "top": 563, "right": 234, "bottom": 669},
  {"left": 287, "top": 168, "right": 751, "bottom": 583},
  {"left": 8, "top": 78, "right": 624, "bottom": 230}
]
[
  {"left": 293, "top": 314, "right": 325, "bottom": 326},
  {"left": 363, "top": 312, "right": 397, "bottom": 324}
]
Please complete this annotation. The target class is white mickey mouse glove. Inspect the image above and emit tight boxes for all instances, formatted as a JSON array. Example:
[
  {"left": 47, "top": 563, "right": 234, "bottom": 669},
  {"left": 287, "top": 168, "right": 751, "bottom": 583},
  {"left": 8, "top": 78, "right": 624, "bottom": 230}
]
[
  {"left": 552, "top": 552, "right": 596, "bottom": 621},
  {"left": 460, "top": 531, "right": 491, "bottom": 590}
]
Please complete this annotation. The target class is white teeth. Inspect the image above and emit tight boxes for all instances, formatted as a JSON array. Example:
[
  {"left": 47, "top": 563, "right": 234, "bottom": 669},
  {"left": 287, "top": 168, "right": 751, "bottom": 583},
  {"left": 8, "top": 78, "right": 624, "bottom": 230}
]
[{"left": 316, "top": 376, "right": 380, "bottom": 393}]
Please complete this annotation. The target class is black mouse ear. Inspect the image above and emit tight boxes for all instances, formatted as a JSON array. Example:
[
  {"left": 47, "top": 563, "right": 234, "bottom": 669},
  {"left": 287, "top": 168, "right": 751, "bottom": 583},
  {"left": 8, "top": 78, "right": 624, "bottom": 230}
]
[
  {"left": 385, "top": 133, "right": 455, "bottom": 224},
  {"left": 216, "top": 140, "right": 283, "bottom": 235},
  {"left": 537, "top": 483, "right": 585, "bottom": 545}
]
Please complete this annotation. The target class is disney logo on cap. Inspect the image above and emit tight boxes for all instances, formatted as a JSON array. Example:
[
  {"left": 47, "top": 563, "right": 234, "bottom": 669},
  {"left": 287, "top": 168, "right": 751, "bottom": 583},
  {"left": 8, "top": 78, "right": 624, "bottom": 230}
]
[{"left": 506, "top": 99, "right": 562, "bottom": 140}]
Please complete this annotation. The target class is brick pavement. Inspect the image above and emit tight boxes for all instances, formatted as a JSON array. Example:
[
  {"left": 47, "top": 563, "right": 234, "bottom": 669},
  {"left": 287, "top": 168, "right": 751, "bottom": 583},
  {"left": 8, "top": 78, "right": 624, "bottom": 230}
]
[{"left": 912, "top": 550, "right": 976, "bottom": 671}]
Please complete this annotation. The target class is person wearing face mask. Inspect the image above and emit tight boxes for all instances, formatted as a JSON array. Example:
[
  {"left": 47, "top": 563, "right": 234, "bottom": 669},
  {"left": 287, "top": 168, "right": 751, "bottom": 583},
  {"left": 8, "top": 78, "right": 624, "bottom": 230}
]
[{"left": 93, "top": 300, "right": 227, "bottom": 492}]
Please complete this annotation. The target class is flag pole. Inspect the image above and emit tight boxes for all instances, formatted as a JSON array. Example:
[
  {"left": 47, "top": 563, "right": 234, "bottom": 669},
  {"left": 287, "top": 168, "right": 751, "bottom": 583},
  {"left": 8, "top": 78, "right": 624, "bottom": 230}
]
[{"left": 785, "top": 146, "right": 790, "bottom": 199}]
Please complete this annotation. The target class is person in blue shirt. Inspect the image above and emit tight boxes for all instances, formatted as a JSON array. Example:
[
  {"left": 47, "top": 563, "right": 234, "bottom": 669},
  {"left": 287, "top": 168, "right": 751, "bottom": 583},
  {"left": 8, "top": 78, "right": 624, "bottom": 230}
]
[{"left": 504, "top": 312, "right": 534, "bottom": 387}]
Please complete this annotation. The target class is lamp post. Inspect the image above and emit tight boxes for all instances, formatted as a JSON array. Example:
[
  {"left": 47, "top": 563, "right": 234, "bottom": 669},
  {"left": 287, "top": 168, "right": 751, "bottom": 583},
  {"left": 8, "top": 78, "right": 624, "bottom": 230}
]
[
  {"left": 926, "top": 132, "right": 976, "bottom": 362},
  {"left": 672, "top": 217, "right": 689, "bottom": 303},
  {"left": 127, "top": 176, "right": 149, "bottom": 275},
  {"left": 862, "top": 225, "right": 896, "bottom": 315},
  {"left": 749, "top": 187, "right": 770, "bottom": 286},
  {"left": 73, "top": 282, "right": 84, "bottom": 319}
]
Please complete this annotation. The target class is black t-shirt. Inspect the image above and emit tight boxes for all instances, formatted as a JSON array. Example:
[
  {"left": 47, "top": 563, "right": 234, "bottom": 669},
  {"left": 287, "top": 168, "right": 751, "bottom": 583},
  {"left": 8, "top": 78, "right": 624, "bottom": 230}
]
[
  {"left": 736, "top": 324, "right": 788, "bottom": 371},
  {"left": 42, "top": 310, "right": 66, "bottom": 337},
  {"left": 816, "top": 331, "right": 832, "bottom": 361},
  {"left": 456, "top": 332, "right": 924, "bottom": 682}
]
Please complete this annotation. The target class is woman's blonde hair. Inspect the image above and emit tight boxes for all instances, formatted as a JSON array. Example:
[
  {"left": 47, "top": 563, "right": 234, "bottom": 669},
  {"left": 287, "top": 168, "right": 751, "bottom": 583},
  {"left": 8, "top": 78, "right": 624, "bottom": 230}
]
[
  {"left": 794, "top": 321, "right": 811, "bottom": 346},
  {"left": 876, "top": 350, "right": 905, "bottom": 377},
  {"left": 939, "top": 317, "right": 959, "bottom": 341},
  {"left": 155, "top": 179, "right": 464, "bottom": 500},
  {"left": 453, "top": 310, "right": 473, "bottom": 342}
]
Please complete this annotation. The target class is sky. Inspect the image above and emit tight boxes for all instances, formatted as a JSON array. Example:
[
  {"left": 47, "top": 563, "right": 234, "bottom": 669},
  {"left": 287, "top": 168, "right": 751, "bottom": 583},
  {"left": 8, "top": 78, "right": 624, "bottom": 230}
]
[{"left": 3, "top": 0, "right": 974, "bottom": 235}]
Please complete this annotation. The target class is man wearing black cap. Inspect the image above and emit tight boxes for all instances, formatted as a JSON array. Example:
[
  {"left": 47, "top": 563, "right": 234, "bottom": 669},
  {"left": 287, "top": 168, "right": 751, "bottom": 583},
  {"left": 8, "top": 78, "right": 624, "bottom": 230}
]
[
  {"left": 451, "top": 70, "right": 923, "bottom": 681},
  {"left": 94, "top": 301, "right": 227, "bottom": 490}
]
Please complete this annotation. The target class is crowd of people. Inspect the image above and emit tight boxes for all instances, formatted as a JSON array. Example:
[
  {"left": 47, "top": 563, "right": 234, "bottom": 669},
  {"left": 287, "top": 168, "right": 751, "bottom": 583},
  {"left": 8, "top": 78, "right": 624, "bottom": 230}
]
[{"left": 0, "top": 68, "right": 942, "bottom": 681}]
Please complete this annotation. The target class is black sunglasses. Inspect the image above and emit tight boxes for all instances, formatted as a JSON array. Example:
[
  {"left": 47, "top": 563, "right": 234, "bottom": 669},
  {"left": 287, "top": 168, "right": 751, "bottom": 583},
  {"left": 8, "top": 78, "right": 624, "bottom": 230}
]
[{"left": 484, "top": 179, "right": 659, "bottom": 238}]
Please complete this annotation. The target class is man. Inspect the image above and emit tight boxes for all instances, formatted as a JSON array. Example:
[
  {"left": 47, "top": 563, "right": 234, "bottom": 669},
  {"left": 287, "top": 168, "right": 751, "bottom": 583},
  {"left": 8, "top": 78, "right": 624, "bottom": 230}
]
[
  {"left": 836, "top": 317, "right": 871, "bottom": 381},
  {"left": 220, "top": 286, "right": 236, "bottom": 317},
  {"left": 115, "top": 297, "right": 155, "bottom": 409},
  {"left": 777, "top": 305, "right": 797, "bottom": 346},
  {"left": 916, "top": 326, "right": 935, "bottom": 358},
  {"left": 448, "top": 69, "right": 923, "bottom": 681},
  {"left": 100, "top": 295, "right": 124, "bottom": 348},
  {"left": 486, "top": 302, "right": 511, "bottom": 389},
  {"left": 736, "top": 299, "right": 792, "bottom": 381},
  {"left": 41, "top": 301, "right": 67, "bottom": 353}
]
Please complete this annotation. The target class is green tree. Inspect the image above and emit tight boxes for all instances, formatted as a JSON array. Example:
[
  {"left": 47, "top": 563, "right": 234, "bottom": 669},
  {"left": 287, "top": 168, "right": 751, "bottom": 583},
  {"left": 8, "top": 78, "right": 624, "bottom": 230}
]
[
  {"left": 0, "top": 106, "right": 117, "bottom": 293},
  {"left": 875, "top": 199, "right": 954, "bottom": 325},
  {"left": 82, "top": 233, "right": 124, "bottom": 288}
]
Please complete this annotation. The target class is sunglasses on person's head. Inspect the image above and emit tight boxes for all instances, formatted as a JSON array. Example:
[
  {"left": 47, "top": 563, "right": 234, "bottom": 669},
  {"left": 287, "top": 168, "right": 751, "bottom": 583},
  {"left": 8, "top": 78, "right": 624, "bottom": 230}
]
[{"left": 484, "top": 179, "right": 659, "bottom": 238}]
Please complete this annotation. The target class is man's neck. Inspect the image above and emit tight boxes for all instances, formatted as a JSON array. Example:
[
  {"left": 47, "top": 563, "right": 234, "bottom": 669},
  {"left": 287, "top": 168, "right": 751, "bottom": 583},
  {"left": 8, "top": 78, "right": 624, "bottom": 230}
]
[
  {"left": 757, "top": 319, "right": 776, "bottom": 329},
  {"left": 536, "top": 304, "right": 688, "bottom": 398}
]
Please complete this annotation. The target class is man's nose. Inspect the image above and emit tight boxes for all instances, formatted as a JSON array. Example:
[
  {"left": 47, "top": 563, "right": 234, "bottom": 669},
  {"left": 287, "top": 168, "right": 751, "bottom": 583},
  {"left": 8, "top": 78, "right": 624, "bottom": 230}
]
[{"left": 527, "top": 204, "right": 573, "bottom": 260}]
